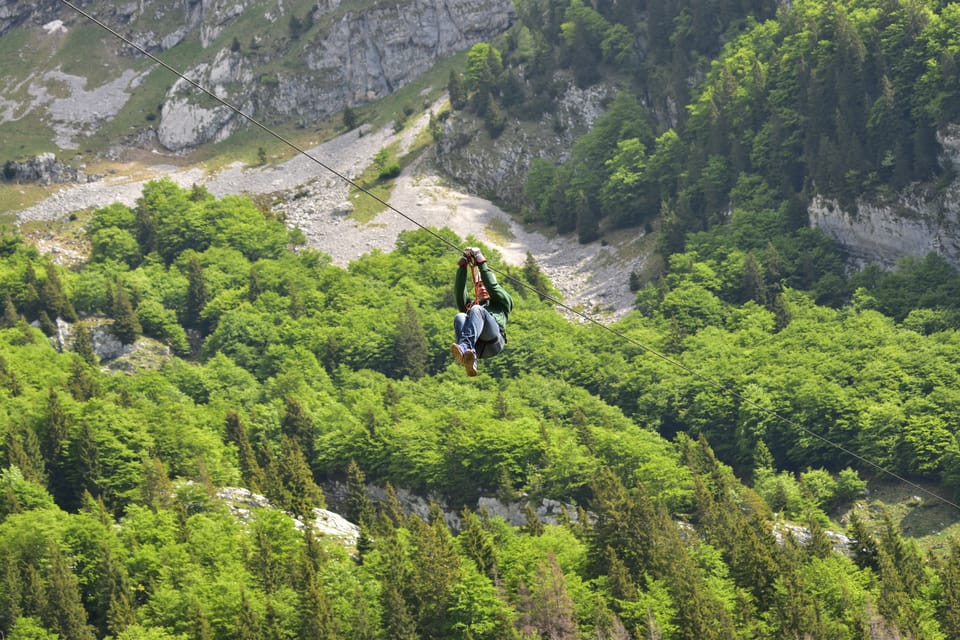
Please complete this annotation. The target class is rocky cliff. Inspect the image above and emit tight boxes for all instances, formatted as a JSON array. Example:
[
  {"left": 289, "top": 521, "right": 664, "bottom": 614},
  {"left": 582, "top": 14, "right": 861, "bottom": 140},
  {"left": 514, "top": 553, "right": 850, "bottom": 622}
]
[
  {"left": 0, "top": 0, "right": 515, "bottom": 153},
  {"left": 161, "top": 0, "right": 516, "bottom": 150},
  {"left": 809, "top": 126, "right": 960, "bottom": 269}
]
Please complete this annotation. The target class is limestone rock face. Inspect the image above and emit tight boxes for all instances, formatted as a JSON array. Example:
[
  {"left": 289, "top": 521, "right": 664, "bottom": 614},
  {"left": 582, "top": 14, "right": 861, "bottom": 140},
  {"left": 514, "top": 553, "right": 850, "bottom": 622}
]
[
  {"left": 809, "top": 126, "right": 960, "bottom": 269},
  {"left": 157, "top": 0, "right": 515, "bottom": 151},
  {"left": 3, "top": 153, "right": 88, "bottom": 185},
  {"left": 434, "top": 78, "right": 611, "bottom": 207}
]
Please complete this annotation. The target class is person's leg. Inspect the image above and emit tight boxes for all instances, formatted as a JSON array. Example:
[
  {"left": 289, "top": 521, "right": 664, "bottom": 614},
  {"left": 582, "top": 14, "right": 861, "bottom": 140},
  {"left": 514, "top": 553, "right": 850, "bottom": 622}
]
[
  {"left": 455, "top": 307, "right": 486, "bottom": 349},
  {"left": 475, "top": 308, "right": 504, "bottom": 359}
]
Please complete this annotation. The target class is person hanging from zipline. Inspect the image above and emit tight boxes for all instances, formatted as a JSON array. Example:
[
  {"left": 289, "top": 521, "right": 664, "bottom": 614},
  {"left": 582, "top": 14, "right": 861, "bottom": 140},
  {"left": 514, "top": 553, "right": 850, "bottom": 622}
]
[{"left": 451, "top": 246, "right": 513, "bottom": 377}]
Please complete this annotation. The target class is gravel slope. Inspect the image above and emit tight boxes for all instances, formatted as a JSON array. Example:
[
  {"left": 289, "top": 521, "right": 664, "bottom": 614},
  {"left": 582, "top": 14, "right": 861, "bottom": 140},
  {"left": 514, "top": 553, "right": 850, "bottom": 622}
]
[{"left": 16, "top": 108, "right": 648, "bottom": 321}]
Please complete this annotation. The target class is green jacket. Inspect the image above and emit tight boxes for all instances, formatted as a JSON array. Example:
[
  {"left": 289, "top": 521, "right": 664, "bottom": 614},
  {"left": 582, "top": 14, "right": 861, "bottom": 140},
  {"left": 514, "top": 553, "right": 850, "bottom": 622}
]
[{"left": 455, "top": 262, "right": 513, "bottom": 330}]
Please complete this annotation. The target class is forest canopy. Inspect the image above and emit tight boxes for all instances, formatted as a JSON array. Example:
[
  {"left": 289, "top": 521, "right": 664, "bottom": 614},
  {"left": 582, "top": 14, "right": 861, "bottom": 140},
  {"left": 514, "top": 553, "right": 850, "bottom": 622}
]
[{"left": 2, "top": 176, "right": 960, "bottom": 637}]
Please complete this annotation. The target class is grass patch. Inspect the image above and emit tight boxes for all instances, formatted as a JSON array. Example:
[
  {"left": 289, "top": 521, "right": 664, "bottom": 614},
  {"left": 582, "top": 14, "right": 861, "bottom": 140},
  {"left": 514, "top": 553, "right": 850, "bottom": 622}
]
[
  {"left": 840, "top": 478, "right": 960, "bottom": 558},
  {"left": 0, "top": 183, "right": 61, "bottom": 219},
  {"left": 485, "top": 216, "right": 514, "bottom": 243}
]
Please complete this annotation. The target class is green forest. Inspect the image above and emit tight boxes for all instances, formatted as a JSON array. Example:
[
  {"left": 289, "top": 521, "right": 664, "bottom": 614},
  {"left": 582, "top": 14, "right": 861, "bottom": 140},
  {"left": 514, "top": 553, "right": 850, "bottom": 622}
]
[
  {"left": 5, "top": 0, "right": 960, "bottom": 638},
  {"left": 2, "top": 173, "right": 960, "bottom": 637}
]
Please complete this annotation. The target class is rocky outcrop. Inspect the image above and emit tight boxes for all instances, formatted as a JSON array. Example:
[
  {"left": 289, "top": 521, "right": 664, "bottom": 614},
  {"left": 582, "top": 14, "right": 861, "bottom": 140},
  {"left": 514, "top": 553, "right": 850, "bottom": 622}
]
[
  {"left": 810, "top": 125, "right": 960, "bottom": 269},
  {"left": 434, "top": 77, "right": 611, "bottom": 207},
  {"left": 157, "top": 0, "right": 515, "bottom": 151},
  {"left": 809, "top": 194, "right": 960, "bottom": 269},
  {"left": 2, "top": 153, "right": 92, "bottom": 185},
  {"left": 0, "top": 0, "right": 58, "bottom": 37}
]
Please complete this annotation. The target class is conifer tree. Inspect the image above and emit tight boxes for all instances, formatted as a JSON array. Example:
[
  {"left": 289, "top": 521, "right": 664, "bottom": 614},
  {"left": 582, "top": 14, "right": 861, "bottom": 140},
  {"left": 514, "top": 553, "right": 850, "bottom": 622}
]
[
  {"left": 1, "top": 293, "right": 18, "bottom": 328},
  {"left": 522, "top": 503, "right": 544, "bottom": 536},
  {"left": 528, "top": 551, "right": 578, "bottom": 639},
  {"left": 235, "top": 590, "right": 262, "bottom": 640},
  {"left": 380, "top": 481, "right": 407, "bottom": 528},
  {"left": 409, "top": 513, "right": 461, "bottom": 637},
  {"left": 67, "top": 358, "right": 99, "bottom": 401},
  {"left": 278, "top": 435, "right": 326, "bottom": 518},
  {"left": 70, "top": 324, "right": 97, "bottom": 366},
  {"left": 847, "top": 512, "right": 879, "bottom": 570},
  {"left": 110, "top": 284, "right": 141, "bottom": 345},
  {"left": 939, "top": 538, "right": 960, "bottom": 638},
  {"left": 185, "top": 254, "right": 209, "bottom": 332},
  {"left": 803, "top": 512, "right": 833, "bottom": 559},
  {"left": 392, "top": 300, "right": 429, "bottom": 380},
  {"left": 189, "top": 598, "right": 215, "bottom": 640},
  {"left": 282, "top": 397, "right": 316, "bottom": 466},
  {"left": 139, "top": 455, "right": 174, "bottom": 511},
  {"left": 43, "top": 543, "right": 96, "bottom": 640},
  {"left": 40, "top": 263, "right": 77, "bottom": 322},
  {"left": 41, "top": 388, "right": 70, "bottom": 479},
  {"left": 345, "top": 459, "right": 374, "bottom": 526},
  {"left": 22, "top": 263, "right": 40, "bottom": 319},
  {"left": 225, "top": 410, "right": 266, "bottom": 493},
  {"left": 381, "top": 581, "right": 418, "bottom": 640},
  {"left": 460, "top": 507, "right": 498, "bottom": 577},
  {"left": 37, "top": 310, "right": 57, "bottom": 337},
  {"left": 448, "top": 70, "right": 467, "bottom": 110},
  {"left": 0, "top": 543, "right": 22, "bottom": 633}
]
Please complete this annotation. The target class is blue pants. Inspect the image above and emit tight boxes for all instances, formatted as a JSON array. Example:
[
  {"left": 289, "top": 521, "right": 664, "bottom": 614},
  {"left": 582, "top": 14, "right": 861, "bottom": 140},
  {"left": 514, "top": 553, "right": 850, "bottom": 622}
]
[{"left": 454, "top": 306, "right": 504, "bottom": 359}]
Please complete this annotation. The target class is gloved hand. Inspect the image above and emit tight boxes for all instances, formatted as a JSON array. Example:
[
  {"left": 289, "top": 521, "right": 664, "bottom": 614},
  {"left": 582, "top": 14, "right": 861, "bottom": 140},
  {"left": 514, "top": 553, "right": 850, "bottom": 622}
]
[
  {"left": 458, "top": 252, "right": 469, "bottom": 268},
  {"left": 467, "top": 247, "right": 486, "bottom": 264}
]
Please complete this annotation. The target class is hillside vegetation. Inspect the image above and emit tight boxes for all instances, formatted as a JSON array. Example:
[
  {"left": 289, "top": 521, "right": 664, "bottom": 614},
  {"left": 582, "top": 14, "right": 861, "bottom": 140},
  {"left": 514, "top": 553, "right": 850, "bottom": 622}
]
[
  {"left": 1, "top": 179, "right": 960, "bottom": 638},
  {"left": 6, "top": 0, "right": 960, "bottom": 638}
]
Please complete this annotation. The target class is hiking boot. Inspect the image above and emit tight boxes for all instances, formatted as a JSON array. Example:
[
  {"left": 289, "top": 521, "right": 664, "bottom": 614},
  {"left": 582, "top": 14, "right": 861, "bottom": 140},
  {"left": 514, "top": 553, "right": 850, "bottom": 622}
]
[
  {"left": 462, "top": 348, "right": 478, "bottom": 377},
  {"left": 450, "top": 342, "right": 466, "bottom": 364}
]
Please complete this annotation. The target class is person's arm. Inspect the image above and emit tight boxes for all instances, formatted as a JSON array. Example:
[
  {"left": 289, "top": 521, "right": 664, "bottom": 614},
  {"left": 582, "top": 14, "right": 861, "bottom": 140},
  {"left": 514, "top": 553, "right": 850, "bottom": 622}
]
[
  {"left": 477, "top": 261, "right": 513, "bottom": 312},
  {"left": 454, "top": 258, "right": 469, "bottom": 312}
]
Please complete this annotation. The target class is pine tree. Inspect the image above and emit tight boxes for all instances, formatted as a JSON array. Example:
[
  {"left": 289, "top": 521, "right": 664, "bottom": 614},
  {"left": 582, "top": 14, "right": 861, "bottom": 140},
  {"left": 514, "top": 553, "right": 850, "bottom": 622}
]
[
  {"left": 804, "top": 511, "right": 833, "bottom": 559},
  {"left": 37, "top": 310, "right": 57, "bottom": 337},
  {"left": 67, "top": 358, "right": 99, "bottom": 401},
  {"left": 460, "top": 507, "right": 498, "bottom": 577},
  {"left": 70, "top": 324, "right": 98, "bottom": 366},
  {"left": 380, "top": 482, "right": 407, "bottom": 529},
  {"left": 392, "top": 300, "right": 429, "bottom": 380},
  {"left": 225, "top": 410, "right": 266, "bottom": 493},
  {"left": 408, "top": 514, "right": 461, "bottom": 637},
  {"left": 22, "top": 263, "right": 40, "bottom": 319},
  {"left": 522, "top": 503, "right": 544, "bottom": 537},
  {"left": 40, "top": 263, "right": 77, "bottom": 322},
  {"left": 344, "top": 460, "right": 374, "bottom": 526},
  {"left": 185, "top": 255, "right": 209, "bottom": 332},
  {"left": 381, "top": 580, "right": 418, "bottom": 640},
  {"left": 110, "top": 284, "right": 141, "bottom": 345},
  {"left": 575, "top": 190, "right": 600, "bottom": 244},
  {"left": 235, "top": 590, "right": 262, "bottom": 640},
  {"left": 847, "top": 511, "right": 880, "bottom": 571},
  {"left": 41, "top": 388, "right": 70, "bottom": 479},
  {"left": 0, "top": 355, "right": 22, "bottom": 397},
  {"left": 282, "top": 397, "right": 316, "bottom": 467},
  {"left": 529, "top": 551, "right": 578, "bottom": 640},
  {"left": 1, "top": 293, "right": 18, "bottom": 328},
  {"left": 0, "top": 543, "right": 22, "bottom": 633},
  {"left": 139, "top": 455, "right": 174, "bottom": 511},
  {"left": 448, "top": 70, "right": 467, "bottom": 110},
  {"left": 278, "top": 435, "right": 326, "bottom": 518},
  {"left": 522, "top": 252, "right": 551, "bottom": 300},
  {"left": 939, "top": 538, "right": 960, "bottom": 638},
  {"left": 43, "top": 543, "right": 96, "bottom": 640}
]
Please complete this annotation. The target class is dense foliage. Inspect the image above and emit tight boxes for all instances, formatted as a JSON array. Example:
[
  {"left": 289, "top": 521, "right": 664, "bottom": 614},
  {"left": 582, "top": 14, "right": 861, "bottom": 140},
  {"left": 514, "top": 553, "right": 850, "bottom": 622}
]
[
  {"left": 2, "top": 181, "right": 960, "bottom": 637},
  {"left": 449, "top": 0, "right": 960, "bottom": 322}
]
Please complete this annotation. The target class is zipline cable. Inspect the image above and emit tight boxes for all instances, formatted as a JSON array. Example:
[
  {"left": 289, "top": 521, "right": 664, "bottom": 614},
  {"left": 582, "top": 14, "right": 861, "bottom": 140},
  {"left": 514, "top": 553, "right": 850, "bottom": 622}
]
[
  {"left": 60, "top": 0, "right": 960, "bottom": 513},
  {"left": 57, "top": 0, "right": 464, "bottom": 257}
]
